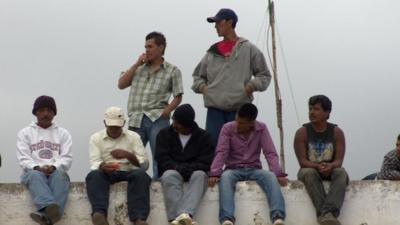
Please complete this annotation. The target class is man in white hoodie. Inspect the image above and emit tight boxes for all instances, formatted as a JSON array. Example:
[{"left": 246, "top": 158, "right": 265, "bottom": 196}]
[{"left": 17, "top": 95, "right": 72, "bottom": 225}]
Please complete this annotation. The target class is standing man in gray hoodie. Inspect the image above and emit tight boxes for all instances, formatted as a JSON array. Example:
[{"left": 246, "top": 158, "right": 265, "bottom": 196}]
[{"left": 192, "top": 8, "right": 271, "bottom": 147}]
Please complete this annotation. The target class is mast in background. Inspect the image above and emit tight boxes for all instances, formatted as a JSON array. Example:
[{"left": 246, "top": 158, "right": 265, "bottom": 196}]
[{"left": 268, "top": 0, "right": 285, "bottom": 173}]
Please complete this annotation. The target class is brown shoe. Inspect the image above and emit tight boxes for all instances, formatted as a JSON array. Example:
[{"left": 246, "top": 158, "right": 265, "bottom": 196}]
[
  {"left": 92, "top": 212, "right": 109, "bottom": 225},
  {"left": 44, "top": 204, "right": 61, "bottom": 224},
  {"left": 30, "top": 212, "right": 51, "bottom": 225},
  {"left": 134, "top": 219, "right": 148, "bottom": 225}
]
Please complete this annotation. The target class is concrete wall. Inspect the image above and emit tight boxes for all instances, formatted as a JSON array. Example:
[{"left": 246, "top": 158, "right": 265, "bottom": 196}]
[{"left": 0, "top": 180, "right": 397, "bottom": 225}]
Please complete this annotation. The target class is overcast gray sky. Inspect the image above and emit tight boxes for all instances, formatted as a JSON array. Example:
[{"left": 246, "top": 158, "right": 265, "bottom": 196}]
[{"left": 1, "top": 0, "right": 399, "bottom": 183}]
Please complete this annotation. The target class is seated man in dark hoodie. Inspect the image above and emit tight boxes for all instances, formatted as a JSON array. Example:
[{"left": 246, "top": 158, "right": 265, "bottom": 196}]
[{"left": 155, "top": 104, "right": 214, "bottom": 225}]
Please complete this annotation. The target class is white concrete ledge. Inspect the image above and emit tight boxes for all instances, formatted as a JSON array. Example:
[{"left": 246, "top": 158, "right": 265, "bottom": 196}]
[{"left": 0, "top": 181, "right": 396, "bottom": 225}]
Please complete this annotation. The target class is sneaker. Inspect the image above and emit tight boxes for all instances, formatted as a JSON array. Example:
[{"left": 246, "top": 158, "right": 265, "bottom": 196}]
[
  {"left": 171, "top": 219, "right": 196, "bottom": 225},
  {"left": 272, "top": 218, "right": 285, "bottom": 225},
  {"left": 170, "top": 220, "right": 179, "bottom": 225},
  {"left": 317, "top": 212, "right": 341, "bottom": 225},
  {"left": 44, "top": 203, "right": 61, "bottom": 224},
  {"left": 221, "top": 220, "right": 234, "bottom": 225},
  {"left": 92, "top": 212, "right": 109, "bottom": 225},
  {"left": 175, "top": 213, "right": 192, "bottom": 225},
  {"left": 134, "top": 219, "right": 148, "bottom": 225},
  {"left": 30, "top": 212, "right": 51, "bottom": 225}
]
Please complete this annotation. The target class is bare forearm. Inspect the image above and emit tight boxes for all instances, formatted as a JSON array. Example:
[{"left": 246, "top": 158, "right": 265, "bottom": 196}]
[
  {"left": 126, "top": 153, "right": 140, "bottom": 167},
  {"left": 299, "top": 160, "right": 320, "bottom": 169},
  {"left": 167, "top": 95, "right": 182, "bottom": 111},
  {"left": 118, "top": 63, "right": 140, "bottom": 89}
]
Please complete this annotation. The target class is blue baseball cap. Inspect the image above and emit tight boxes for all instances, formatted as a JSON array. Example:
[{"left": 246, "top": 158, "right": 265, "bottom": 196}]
[{"left": 207, "top": 8, "right": 238, "bottom": 24}]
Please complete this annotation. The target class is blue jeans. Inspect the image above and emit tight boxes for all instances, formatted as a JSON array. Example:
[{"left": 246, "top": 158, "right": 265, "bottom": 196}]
[
  {"left": 218, "top": 168, "right": 285, "bottom": 223},
  {"left": 130, "top": 115, "right": 170, "bottom": 179},
  {"left": 206, "top": 107, "right": 236, "bottom": 148},
  {"left": 21, "top": 169, "right": 70, "bottom": 215},
  {"left": 85, "top": 169, "right": 151, "bottom": 221}
]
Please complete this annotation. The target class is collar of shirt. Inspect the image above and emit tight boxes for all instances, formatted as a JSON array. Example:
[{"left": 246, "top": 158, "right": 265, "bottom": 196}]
[
  {"left": 143, "top": 59, "right": 167, "bottom": 71},
  {"left": 232, "top": 120, "right": 264, "bottom": 134}
]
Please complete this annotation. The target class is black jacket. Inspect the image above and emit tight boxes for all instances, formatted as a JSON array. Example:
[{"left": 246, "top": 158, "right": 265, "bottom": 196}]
[{"left": 155, "top": 123, "right": 214, "bottom": 181}]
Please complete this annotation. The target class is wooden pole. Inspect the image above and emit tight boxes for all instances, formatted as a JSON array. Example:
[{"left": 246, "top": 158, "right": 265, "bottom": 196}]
[{"left": 268, "top": 0, "right": 285, "bottom": 172}]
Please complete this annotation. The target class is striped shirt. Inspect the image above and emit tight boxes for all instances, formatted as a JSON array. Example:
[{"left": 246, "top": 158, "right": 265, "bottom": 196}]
[{"left": 127, "top": 60, "right": 184, "bottom": 128}]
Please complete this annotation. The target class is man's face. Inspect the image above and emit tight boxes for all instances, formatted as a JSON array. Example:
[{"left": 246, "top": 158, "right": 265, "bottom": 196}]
[
  {"left": 214, "top": 20, "right": 231, "bottom": 37},
  {"left": 106, "top": 125, "right": 123, "bottom": 139},
  {"left": 145, "top": 38, "right": 164, "bottom": 62},
  {"left": 236, "top": 116, "right": 255, "bottom": 134},
  {"left": 172, "top": 120, "right": 191, "bottom": 135},
  {"left": 35, "top": 107, "right": 54, "bottom": 128},
  {"left": 309, "top": 103, "right": 329, "bottom": 123}
]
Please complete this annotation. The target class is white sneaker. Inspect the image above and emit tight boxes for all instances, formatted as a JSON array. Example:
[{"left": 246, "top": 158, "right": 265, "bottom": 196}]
[
  {"left": 273, "top": 218, "right": 285, "bottom": 225},
  {"left": 175, "top": 213, "right": 192, "bottom": 225},
  {"left": 170, "top": 219, "right": 179, "bottom": 225},
  {"left": 222, "top": 220, "right": 234, "bottom": 225}
]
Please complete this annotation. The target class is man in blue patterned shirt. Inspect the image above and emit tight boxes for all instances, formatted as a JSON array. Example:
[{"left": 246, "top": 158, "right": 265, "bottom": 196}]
[
  {"left": 376, "top": 135, "right": 400, "bottom": 180},
  {"left": 118, "top": 31, "right": 183, "bottom": 178}
]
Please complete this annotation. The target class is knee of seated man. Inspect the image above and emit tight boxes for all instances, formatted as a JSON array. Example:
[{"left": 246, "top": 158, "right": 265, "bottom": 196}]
[
  {"left": 25, "top": 169, "right": 46, "bottom": 180},
  {"left": 160, "top": 170, "right": 182, "bottom": 182},
  {"left": 85, "top": 169, "right": 103, "bottom": 181},
  {"left": 51, "top": 169, "right": 69, "bottom": 180},
  {"left": 331, "top": 168, "right": 349, "bottom": 182},
  {"left": 298, "top": 168, "right": 319, "bottom": 180},
  {"left": 127, "top": 169, "right": 150, "bottom": 181},
  {"left": 190, "top": 170, "right": 207, "bottom": 180},
  {"left": 220, "top": 170, "right": 236, "bottom": 180}
]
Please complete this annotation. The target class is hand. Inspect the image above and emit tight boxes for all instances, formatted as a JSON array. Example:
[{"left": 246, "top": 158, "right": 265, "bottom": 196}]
[
  {"left": 100, "top": 163, "right": 119, "bottom": 174},
  {"left": 111, "top": 149, "right": 129, "bottom": 159},
  {"left": 161, "top": 107, "right": 171, "bottom": 119},
  {"left": 277, "top": 177, "right": 288, "bottom": 186},
  {"left": 208, "top": 177, "right": 219, "bottom": 187},
  {"left": 244, "top": 85, "right": 254, "bottom": 97},
  {"left": 40, "top": 165, "right": 56, "bottom": 176},
  {"left": 135, "top": 53, "right": 147, "bottom": 67},
  {"left": 201, "top": 85, "right": 208, "bottom": 94},
  {"left": 318, "top": 162, "right": 334, "bottom": 178}
]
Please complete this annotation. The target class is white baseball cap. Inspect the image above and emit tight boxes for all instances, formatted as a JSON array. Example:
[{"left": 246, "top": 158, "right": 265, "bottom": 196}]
[{"left": 104, "top": 106, "right": 125, "bottom": 127}]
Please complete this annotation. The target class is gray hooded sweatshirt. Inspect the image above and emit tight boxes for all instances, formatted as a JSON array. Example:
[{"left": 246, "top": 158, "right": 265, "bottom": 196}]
[{"left": 192, "top": 37, "right": 271, "bottom": 111}]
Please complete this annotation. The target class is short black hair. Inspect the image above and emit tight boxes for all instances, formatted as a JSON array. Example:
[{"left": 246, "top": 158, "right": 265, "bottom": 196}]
[
  {"left": 237, "top": 103, "right": 258, "bottom": 121},
  {"left": 397, "top": 134, "right": 400, "bottom": 141},
  {"left": 146, "top": 31, "right": 166, "bottom": 54},
  {"left": 308, "top": 95, "right": 332, "bottom": 112}
]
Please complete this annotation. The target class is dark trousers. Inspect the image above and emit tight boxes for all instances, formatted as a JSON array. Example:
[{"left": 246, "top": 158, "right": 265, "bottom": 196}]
[
  {"left": 298, "top": 167, "right": 349, "bottom": 217},
  {"left": 85, "top": 169, "right": 151, "bottom": 221}
]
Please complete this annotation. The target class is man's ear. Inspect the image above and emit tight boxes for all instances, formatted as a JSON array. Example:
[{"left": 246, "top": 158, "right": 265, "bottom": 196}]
[{"left": 159, "top": 45, "right": 165, "bottom": 54}]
